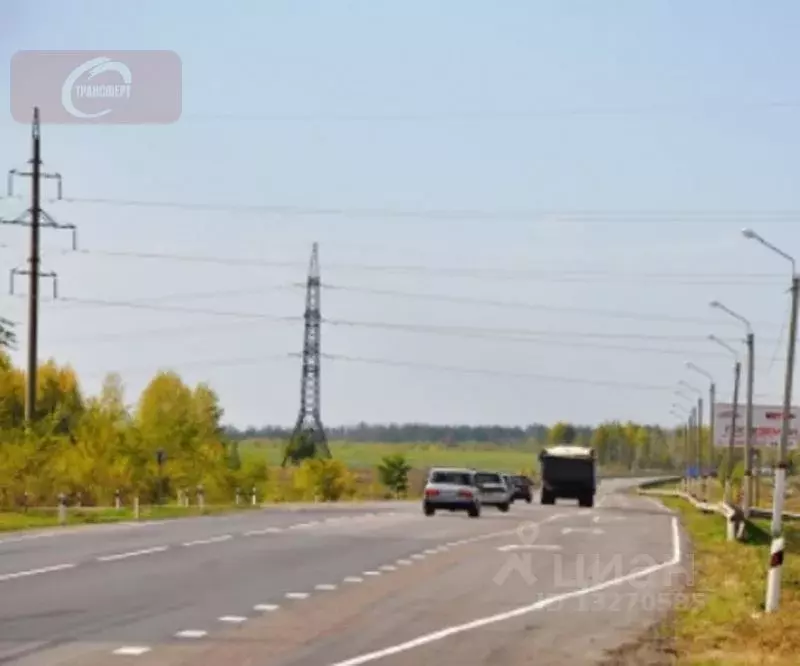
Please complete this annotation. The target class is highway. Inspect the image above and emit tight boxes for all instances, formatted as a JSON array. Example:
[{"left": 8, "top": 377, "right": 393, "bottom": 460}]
[{"left": 0, "top": 479, "right": 684, "bottom": 666}]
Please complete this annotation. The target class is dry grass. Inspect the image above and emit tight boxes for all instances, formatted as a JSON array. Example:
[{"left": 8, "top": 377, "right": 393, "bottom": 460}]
[{"left": 662, "top": 496, "right": 800, "bottom": 665}]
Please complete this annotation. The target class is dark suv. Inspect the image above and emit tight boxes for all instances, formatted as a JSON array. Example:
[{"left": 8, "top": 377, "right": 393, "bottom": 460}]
[{"left": 505, "top": 474, "right": 533, "bottom": 503}]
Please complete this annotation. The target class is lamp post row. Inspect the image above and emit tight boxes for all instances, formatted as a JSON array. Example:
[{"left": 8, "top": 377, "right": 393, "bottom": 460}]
[{"left": 671, "top": 228, "right": 797, "bottom": 613}]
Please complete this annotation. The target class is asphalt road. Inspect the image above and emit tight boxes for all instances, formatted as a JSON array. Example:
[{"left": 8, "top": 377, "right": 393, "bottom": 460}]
[{"left": 0, "top": 479, "right": 686, "bottom": 666}]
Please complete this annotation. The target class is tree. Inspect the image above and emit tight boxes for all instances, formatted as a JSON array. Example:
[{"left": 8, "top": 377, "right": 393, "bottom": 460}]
[
  {"left": 0, "top": 317, "right": 16, "bottom": 351},
  {"left": 549, "top": 421, "right": 577, "bottom": 444},
  {"left": 377, "top": 453, "right": 412, "bottom": 497}
]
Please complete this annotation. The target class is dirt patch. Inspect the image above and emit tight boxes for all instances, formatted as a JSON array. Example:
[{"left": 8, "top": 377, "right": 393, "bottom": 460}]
[{"left": 599, "top": 616, "right": 678, "bottom": 665}]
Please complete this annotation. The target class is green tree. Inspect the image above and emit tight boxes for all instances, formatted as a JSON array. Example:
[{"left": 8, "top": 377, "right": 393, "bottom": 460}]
[
  {"left": 377, "top": 453, "right": 412, "bottom": 497},
  {"left": 549, "top": 421, "right": 577, "bottom": 444}
]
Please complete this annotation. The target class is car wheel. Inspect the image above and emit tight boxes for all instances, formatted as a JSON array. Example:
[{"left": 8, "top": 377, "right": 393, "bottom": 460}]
[
  {"left": 423, "top": 503, "right": 435, "bottom": 516},
  {"left": 525, "top": 496, "right": 532, "bottom": 504},
  {"left": 498, "top": 502, "right": 510, "bottom": 512},
  {"left": 541, "top": 491, "right": 555, "bottom": 505},
  {"left": 467, "top": 504, "right": 480, "bottom": 518}
]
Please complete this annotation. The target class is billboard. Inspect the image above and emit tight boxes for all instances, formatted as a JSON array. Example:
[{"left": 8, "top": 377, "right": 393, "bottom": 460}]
[{"left": 712, "top": 402, "right": 800, "bottom": 449}]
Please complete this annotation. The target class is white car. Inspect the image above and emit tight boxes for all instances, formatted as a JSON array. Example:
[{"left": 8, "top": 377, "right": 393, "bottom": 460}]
[
  {"left": 422, "top": 467, "right": 481, "bottom": 518},
  {"left": 473, "top": 470, "right": 511, "bottom": 512}
]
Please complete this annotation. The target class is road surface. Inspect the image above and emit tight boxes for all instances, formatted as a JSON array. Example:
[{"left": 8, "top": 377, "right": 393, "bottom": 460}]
[{"left": 0, "top": 479, "right": 686, "bottom": 666}]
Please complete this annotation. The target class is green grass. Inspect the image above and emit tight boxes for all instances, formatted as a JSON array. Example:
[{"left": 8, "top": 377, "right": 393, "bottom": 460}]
[
  {"left": 663, "top": 496, "right": 800, "bottom": 664},
  {"left": 241, "top": 439, "right": 538, "bottom": 472}
]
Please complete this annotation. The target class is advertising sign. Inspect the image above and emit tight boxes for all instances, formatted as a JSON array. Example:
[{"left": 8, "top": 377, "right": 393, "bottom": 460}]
[{"left": 712, "top": 402, "right": 800, "bottom": 449}]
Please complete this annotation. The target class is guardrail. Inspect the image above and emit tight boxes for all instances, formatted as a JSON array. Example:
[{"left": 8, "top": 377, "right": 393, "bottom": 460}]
[{"left": 637, "top": 480, "right": 746, "bottom": 541}]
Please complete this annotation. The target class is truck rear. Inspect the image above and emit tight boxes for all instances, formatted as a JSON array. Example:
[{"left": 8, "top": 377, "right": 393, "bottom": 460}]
[{"left": 539, "top": 445, "right": 596, "bottom": 507}]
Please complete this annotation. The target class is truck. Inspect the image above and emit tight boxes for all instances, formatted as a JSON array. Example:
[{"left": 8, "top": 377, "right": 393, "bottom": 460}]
[{"left": 538, "top": 444, "right": 596, "bottom": 507}]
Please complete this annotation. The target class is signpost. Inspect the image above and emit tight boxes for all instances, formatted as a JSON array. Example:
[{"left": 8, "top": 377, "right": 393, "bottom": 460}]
[{"left": 712, "top": 403, "right": 800, "bottom": 449}]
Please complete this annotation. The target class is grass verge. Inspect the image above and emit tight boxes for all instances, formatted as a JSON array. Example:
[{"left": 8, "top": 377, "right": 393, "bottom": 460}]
[
  {"left": 662, "top": 496, "right": 800, "bottom": 665},
  {"left": 0, "top": 503, "right": 260, "bottom": 533}
]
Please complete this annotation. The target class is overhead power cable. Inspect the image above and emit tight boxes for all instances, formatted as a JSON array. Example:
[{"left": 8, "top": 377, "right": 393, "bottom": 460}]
[
  {"left": 50, "top": 247, "right": 787, "bottom": 285},
  {"left": 320, "top": 353, "right": 675, "bottom": 392},
  {"left": 41, "top": 195, "right": 800, "bottom": 223}
]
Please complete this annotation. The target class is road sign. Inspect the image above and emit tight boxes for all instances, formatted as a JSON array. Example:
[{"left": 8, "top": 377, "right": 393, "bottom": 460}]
[{"left": 712, "top": 402, "right": 800, "bottom": 449}]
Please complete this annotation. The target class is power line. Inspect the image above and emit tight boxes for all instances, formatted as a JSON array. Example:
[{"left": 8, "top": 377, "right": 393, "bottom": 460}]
[
  {"left": 45, "top": 195, "right": 800, "bottom": 223},
  {"left": 320, "top": 353, "right": 675, "bottom": 392},
  {"left": 322, "top": 283, "right": 778, "bottom": 328},
  {"left": 322, "top": 317, "right": 753, "bottom": 344},
  {"left": 52, "top": 246, "right": 788, "bottom": 285},
  {"left": 29, "top": 294, "right": 774, "bottom": 344}
]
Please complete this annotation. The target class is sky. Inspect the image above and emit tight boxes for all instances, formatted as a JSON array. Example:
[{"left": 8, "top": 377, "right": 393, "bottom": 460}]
[{"left": 1, "top": 0, "right": 800, "bottom": 429}]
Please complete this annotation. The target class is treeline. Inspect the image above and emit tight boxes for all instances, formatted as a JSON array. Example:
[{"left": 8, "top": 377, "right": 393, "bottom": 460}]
[{"left": 228, "top": 423, "right": 587, "bottom": 445}]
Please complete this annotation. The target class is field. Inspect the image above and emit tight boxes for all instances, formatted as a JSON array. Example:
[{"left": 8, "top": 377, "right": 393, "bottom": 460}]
[{"left": 239, "top": 439, "right": 539, "bottom": 473}]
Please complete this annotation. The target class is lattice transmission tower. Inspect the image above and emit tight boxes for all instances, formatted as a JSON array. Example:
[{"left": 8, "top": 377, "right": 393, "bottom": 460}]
[{"left": 284, "top": 243, "right": 330, "bottom": 464}]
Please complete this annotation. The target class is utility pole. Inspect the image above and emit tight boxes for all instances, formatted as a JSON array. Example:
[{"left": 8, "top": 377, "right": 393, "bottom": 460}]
[
  {"left": 1, "top": 107, "right": 76, "bottom": 424},
  {"left": 727, "top": 361, "right": 741, "bottom": 504},
  {"left": 741, "top": 228, "right": 797, "bottom": 613},
  {"left": 697, "top": 396, "right": 704, "bottom": 500},
  {"left": 743, "top": 332, "right": 755, "bottom": 515}
]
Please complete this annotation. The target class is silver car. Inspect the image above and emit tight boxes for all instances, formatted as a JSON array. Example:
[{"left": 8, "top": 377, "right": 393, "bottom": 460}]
[
  {"left": 422, "top": 467, "right": 481, "bottom": 518},
  {"left": 473, "top": 470, "right": 511, "bottom": 512}
]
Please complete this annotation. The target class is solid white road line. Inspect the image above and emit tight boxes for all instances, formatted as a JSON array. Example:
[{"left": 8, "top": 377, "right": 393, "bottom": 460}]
[
  {"left": 329, "top": 517, "right": 683, "bottom": 666},
  {"left": 218, "top": 616, "right": 247, "bottom": 623},
  {"left": 0, "top": 563, "right": 76, "bottom": 582},
  {"left": 254, "top": 604, "right": 280, "bottom": 611},
  {"left": 175, "top": 630, "right": 207, "bottom": 639},
  {"left": 97, "top": 546, "right": 169, "bottom": 562},
  {"left": 183, "top": 535, "right": 233, "bottom": 547},
  {"left": 286, "top": 592, "right": 310, "bottom": 599},
  {"left": 112, "top": 646, "right": 151, "bottom": 656}
]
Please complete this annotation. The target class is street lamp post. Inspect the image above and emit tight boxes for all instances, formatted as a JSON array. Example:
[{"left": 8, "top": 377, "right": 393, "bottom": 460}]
[
  {"left": 671, "top": 404, "right": 691, "bottom": 486},
  {"left": 674, "top": 392, "right": 696, "bottom": 491},
  {"left": 742, "top": 228, "right": 799, "bottom": 613},
  {"left": 685, "top": 363, "right": 716, "bottom": 500},
  {"left": 709, "top": 334, "right": 741, "bottom": 503},
  {"left": 710, "top": 301, "right": 755, "bottom": 515},
  {"left": 680, "top": 380, "right": 704, "bottom": 499}
]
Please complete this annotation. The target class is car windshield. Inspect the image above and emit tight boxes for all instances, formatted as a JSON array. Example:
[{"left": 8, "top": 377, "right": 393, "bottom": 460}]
[
  {"left": 430, "top": 471, "right": 472, "bottom": 485},
  {"left": 474, "top": 472, "right": 502, "bottom": 485}
]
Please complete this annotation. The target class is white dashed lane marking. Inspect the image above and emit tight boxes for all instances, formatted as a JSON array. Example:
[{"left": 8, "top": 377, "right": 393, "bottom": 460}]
[
  {"left": 97, "top": 546, "right": 169, "bottom": 562},
  {"left": 175, "top": 630, "right": 207, "bottom": 639},
  {"left": 218, "top": 616, "right": 247, "bottom": 623},
  {"left": 286, "top": 592, "right": 310, "bottom": 599},
  {"left": 0, "top": 563, "right": 76, "bottom": 582},
  {"left": 254, "top": 604, "right": 280, "bottom": 611},
  {"left": 363, "top": 571, "right": 381, "bottom": 576},
  {"left": 183, "top": 535, "right": 233, "bottom": 547},
  {"left": 344, "top": 576, "right": 363, "bottom": 583},
  {"left": 113, "top": 646, "right": 151, "bottom": 656}
]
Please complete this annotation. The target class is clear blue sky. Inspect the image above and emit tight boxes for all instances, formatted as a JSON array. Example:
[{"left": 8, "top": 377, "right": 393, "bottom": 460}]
[{"left": 1, "top": 0, "right": 800, "bottom": 428}]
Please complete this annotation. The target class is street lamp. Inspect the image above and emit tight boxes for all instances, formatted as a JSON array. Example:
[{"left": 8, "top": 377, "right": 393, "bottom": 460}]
[
  {"left": 679, "top": 380, "right": 705, "bottom": 499},
  {"left": 670, "top": 408, "right": 690, "bottom": 483},
  {"left": 686, "top": 363, "right": 716, "bottom": 500},
  {"left": 743, "top": 227, "right": 799, "bottom": 613},
  {"left": 710, "top": 300, "right": 755, "bottom": 515},
  {"left": 709, "top": 333, "right": 742, "bottom": 502}
]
